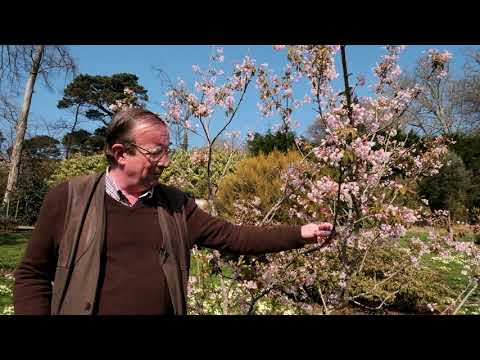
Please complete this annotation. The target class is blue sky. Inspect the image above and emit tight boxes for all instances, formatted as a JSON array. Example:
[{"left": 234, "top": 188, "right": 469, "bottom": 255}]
[{"left": 9, "top": 45, "right": 478, "bottom": 149}]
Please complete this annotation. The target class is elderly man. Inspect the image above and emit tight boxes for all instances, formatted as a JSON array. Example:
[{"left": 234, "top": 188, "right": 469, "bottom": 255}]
[{"left": 13, "top": 108, "right": 333, "bottom": 315}]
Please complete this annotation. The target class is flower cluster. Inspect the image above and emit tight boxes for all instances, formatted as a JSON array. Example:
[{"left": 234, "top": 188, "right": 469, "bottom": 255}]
[
  {"left": 108, "top": 87, "right": 143, "bottom": 113},
  {"left": 256, "top": 62, "right": 301, "bottom": 132},
  {"left": 373, "top": 45, "right": 405, "bottom": 93},
  {"left": 165, "top": 51, "right": 256, "bottom": 131},
  {"left": 424, "top": 49, "right": 453, "bottom": 79}
]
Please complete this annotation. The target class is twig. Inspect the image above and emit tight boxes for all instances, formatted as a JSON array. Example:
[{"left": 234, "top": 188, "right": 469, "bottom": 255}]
[
  {"left": 352, "top": 268, "right": 404, "bottom": 300},
  {"left": 317, "top": 282, "right": 329, "bottom": 315},
  {"left": 452, "top": 278, "right": 478, "bottom": 315},
  {"left": 247, "top": 286, "right": 273, "bottom": 315},
  {"left": 219, "top": 275, "right": 229, "bottom": 315},
  {"left": 351, "top": 290, "right": 400, "bottom": 311}
]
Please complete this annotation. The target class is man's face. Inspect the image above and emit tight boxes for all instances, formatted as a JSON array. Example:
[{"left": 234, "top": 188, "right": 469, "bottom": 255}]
[{"left": 120, "top": 121, "right": 170, "bottom": 190}]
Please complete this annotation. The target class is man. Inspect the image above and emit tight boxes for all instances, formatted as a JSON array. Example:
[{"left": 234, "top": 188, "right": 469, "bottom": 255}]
[{"left": 14, "top": 108, "right": 333, "bottom": 315}]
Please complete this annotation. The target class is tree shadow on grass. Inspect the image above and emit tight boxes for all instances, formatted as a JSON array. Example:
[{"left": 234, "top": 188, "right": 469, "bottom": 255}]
[{"left": 0, "top": 232, "right": 30, "bottom": 246}]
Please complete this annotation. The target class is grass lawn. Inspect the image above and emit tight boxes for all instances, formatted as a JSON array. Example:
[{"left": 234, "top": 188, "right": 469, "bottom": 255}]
[
  {"left": 402, "top": 226, "right": 480, "bottom": 314},
  {"left": 0, "top": 232, "right": 30, "bottom": 314},
  {"left": 0, "top": 232, "right": 31, "bottom": 273},
  {"left": 422, "top": 253, "right": 479, "bottom": 314}
]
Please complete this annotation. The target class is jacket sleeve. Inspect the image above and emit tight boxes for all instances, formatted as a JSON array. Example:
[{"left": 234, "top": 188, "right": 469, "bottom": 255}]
[
  {"left": 13, "top": 182, "right": 67, "bottom": 315},
  {"left": 185, "top": 197, "right": 305, "bottom": 254}
]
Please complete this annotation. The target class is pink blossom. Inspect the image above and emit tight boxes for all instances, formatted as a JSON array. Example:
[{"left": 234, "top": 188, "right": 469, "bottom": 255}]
[
  {"left": 195, "top": 104, "right": 209, "bottom": 117},
  {"left": 356, "top": 74, "right": 366, "bottom": 86},
  {"left": 187, "top": 94, "right": 199, "bottom": 105},
  {"left": 352, "top": 138, "right": 374, "bottom": 161},
  {"left": 169, "top": 104, "right": 182, "bottom": 122},
  {"left": 194, "top": 81, "right": 202, "bottom": 92},
  {"left": 338, "top": 271, "right": 347, "bottom": 289},
  {"left": 324, "top": 113, "right": 344, "bottom": 131},
  {"left": 283, "top": 88, "right": 293, "bottom": 97},
  {"left": 410, "top": 256, "right": 420, "bottom": 267},
  {"left": 303, "top": 94, "right": 312, "bottom": 104},
  {"left": 224, "top": 95, "right": 235, "bottom": 110}
]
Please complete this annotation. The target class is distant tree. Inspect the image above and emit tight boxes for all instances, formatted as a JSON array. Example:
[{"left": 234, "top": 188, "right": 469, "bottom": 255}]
[
  {"left": 22, "top": 135, "right": 61, "bottom": 160},
  {"left": 450, "top": 131, "right": 480, "bottom": 211},
  {"left": 453, "top": 49, "right": 480, "bottom": 132},
  {"left": 450, "top": 131, "right": 480, "bottom": 174},
  {"left": 62, "top": 129, "right": 104, "bottom": 156},
  {"left": 57, "top": 73, "right": 148, "bottom": 126},
  {"left": 1, "top": 135, "right": 62, "bottom": 224},
  {"left": 418, "top": 151, "right": 472, "bottom": 220},
  {"left": 396, "top": 49, "right": 480, "bottom": 136},
  {"left": 93, "top": 126, "right": 107, "bottom": 138},
  {"left": 1, "top": 45, "right": 76, "bottom": 206},
  {"left": 398, "top": 72, "right": 456, "bottom": 135},
  {"left": 307, "top": 118, "right": 327, "bottom": 145},
  {"left": 247, "top": 129, "right": 298, "bottom": 156}
]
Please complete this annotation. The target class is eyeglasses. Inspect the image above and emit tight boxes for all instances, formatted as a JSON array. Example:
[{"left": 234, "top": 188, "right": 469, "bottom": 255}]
[{"left": 129, "top": 143, "right": 170, "bottom": 162}]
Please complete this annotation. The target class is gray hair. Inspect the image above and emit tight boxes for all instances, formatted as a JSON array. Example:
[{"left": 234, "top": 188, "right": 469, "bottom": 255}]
[{"left": 104, "top": 108, "right": 167, "bottom": 166}]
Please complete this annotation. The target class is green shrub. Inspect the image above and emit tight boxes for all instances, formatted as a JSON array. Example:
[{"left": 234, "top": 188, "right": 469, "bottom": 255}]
[
  {"left": 160, "top": 148, "right": 245, "bottom": 199},
  {"left": 0, "top": 158, "right": 60, "bottom": 226},
  {"left": 46, "top": 148, "right": 244, "bottom": 201},
  {"left": 47, "top": 153, "right": 107, "bottom": 186},
  {"left": 215, "top": 150, "right": 302, "bottom": 224},
  {"left": 347, "top": 245, "right": 454, "bottom": 313}
]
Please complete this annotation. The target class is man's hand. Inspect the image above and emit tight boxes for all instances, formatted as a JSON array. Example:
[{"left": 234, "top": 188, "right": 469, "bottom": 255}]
[{"left": 301, "top": 222, "right": 334, "bottom": 246}]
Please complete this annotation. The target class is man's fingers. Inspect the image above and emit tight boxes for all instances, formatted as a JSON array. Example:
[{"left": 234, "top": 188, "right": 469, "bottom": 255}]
[
  {"left": 315, "top": 230, "right": 331, "bottom": 237},
  {"left": 318, "top": 222, "right": 333, "bottom": 231},
  {"left": 316, "top": 223, "right": 336, "bottom": 247}
]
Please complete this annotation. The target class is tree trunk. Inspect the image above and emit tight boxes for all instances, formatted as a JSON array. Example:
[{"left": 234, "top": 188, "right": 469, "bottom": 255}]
[
  {"left": 182, "top": 127, "right": 188, "bottom": 151},
  {"left": 3, "top": 45, "right": 44, "bottom": 206},
  {"left": 206, "top": 143, "right": 218, "bottom": 216},
  {"left": 65, "top": 103, "right": 81, "bottom": 159}
]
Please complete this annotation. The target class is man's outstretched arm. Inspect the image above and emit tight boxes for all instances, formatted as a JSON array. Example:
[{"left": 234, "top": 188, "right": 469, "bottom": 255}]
[{"left": 185, "top": 197, "right": 332, "bottom": 254}]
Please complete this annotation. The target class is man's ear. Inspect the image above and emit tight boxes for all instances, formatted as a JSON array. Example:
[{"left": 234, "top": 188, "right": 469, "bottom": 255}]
[{"left": 111, "top": 144, "right": 127, "bottom": 165}]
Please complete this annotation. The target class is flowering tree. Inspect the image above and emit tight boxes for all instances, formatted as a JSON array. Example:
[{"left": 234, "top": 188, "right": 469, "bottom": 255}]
[
  {"left": 183, "top": 45, "right": 480, "bottom": 315},
  {"left": 162, "top": 48, "right": 256, "bottom": 214}
]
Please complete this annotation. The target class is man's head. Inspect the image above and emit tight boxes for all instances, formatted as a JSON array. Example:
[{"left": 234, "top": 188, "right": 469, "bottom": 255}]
[{"left": 105, "top": 108, "right": 170, "bottom": 191}]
